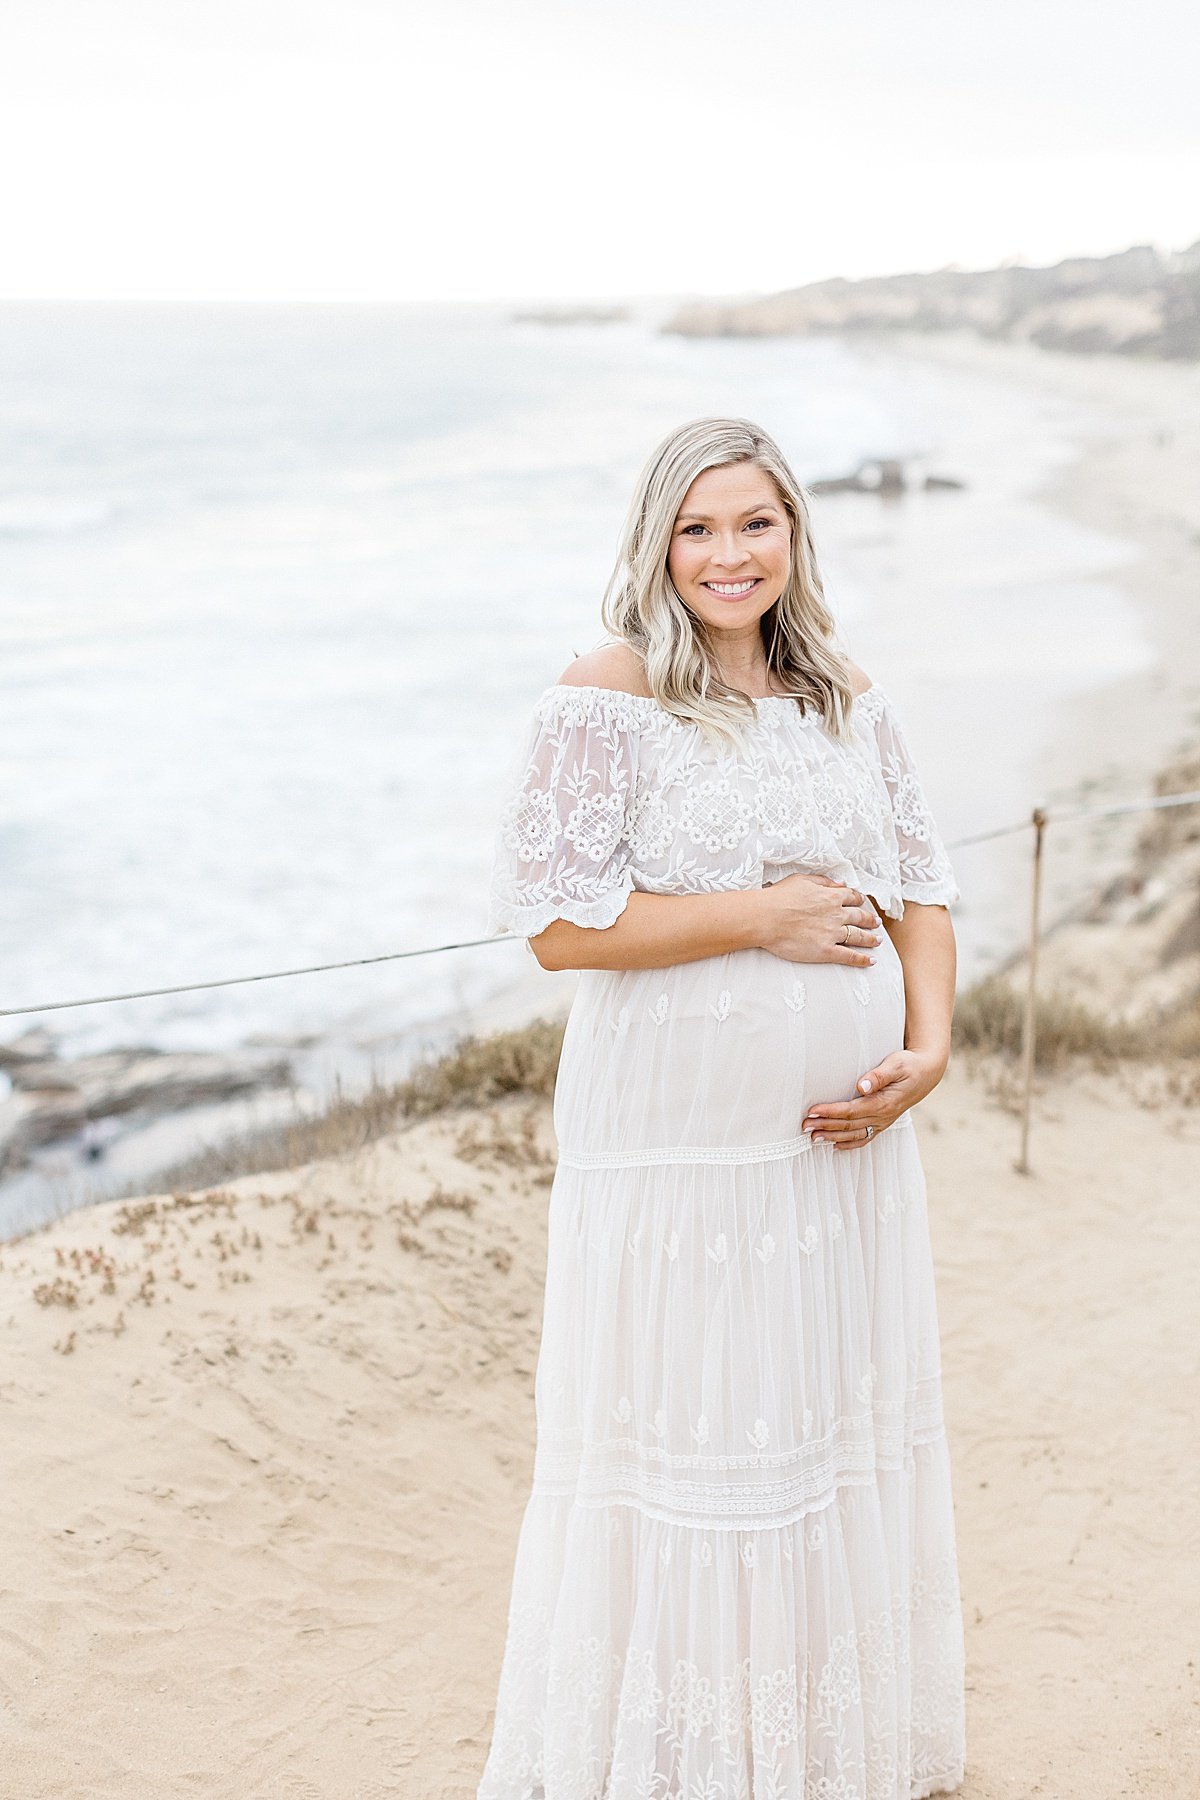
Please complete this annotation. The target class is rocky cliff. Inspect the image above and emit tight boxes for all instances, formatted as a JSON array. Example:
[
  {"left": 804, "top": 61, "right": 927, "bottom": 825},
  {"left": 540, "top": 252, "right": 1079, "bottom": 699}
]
[{"left": 663, "top": 241, "right": 1200, "bottom": 360}]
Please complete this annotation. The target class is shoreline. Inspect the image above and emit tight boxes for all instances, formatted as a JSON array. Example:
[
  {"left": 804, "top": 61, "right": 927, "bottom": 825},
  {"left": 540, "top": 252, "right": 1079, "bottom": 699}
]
[{"left": 864, "top": 329, "right": 1200, "bottom": 928}]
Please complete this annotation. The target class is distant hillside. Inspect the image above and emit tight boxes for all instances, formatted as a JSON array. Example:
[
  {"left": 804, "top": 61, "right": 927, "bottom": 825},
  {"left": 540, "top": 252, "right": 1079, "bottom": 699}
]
[{"left": 662, "top": 241, "right": 1200, "bottom": 359}]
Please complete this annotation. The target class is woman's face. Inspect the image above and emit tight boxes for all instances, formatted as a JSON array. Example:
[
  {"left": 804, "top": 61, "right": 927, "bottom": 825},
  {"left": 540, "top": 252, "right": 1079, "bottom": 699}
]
[{"left": 666, "top": 461, "right": 792, "bottom": 636}]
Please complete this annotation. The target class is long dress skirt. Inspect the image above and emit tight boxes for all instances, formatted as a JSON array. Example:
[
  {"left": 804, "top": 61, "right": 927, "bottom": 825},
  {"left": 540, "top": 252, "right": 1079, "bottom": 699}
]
[{"left": 476, "top": 926, "right": 967, "bottom": 1800}]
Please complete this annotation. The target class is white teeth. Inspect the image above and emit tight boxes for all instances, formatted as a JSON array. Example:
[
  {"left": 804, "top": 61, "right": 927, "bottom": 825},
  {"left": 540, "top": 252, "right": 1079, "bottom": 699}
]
[{"left": 705, "top": 580, "right": 758, "bottom": 595}]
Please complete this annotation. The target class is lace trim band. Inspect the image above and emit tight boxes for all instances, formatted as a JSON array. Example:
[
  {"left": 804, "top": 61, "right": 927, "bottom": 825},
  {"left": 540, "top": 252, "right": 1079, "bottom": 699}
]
[
  {"left": 556, "top": 1112, "right": 913, "bottom": 1170},
  {"left": 533, "top": 1412, "right": 950, "bottom": 1532}
]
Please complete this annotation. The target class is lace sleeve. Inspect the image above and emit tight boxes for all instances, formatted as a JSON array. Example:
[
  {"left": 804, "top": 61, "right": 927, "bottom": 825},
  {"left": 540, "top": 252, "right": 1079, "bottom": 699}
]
[
  {"left": 866, "top": 688, "right": 960, "bottom": 910},
  {"left": 487, "top": 687, "right": 642, "bottom": 939}
]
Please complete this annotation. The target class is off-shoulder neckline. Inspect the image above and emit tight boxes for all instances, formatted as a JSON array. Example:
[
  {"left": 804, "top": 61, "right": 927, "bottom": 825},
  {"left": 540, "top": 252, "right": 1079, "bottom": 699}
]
[{"left": 538, "top": 680, "right": 882, "bottom": 712}]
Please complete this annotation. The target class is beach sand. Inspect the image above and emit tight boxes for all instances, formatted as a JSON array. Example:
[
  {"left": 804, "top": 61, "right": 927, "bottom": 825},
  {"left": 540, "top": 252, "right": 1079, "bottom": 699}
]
[
  {"left": 884, "top": 328, "right": 1200, "bottom": 807},
  {"left": 2, "top": 1054, "right": 1198, "bottom": 1798},
  {"left": 4, "top": 332, "right": 1200, "bottom": 1796}
]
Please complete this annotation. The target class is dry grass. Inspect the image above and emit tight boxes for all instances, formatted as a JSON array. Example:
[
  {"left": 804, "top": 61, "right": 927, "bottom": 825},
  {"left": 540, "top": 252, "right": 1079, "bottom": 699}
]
[
  {"left": 952, "top": 971, "right": 1200, "bottom": 1069},
  {"left": 129, "top": 1014, "right": 567, "bottom": 1198},
  {"left": 951, "top": 972, "right": 1143, "bottom": 1068},
  {"left": 1130, "top": 751, "right": 1200, "bottom": 867}
]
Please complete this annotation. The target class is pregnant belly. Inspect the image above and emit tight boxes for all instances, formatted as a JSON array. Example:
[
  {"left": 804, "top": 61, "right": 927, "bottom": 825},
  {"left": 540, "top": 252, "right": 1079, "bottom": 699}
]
[{"left": 552, "top": 929, "right": 907, "bottom": 1160}]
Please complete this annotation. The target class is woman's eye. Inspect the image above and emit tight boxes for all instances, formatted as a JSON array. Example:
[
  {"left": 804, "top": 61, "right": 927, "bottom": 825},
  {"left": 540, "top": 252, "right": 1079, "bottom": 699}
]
[{"left": 681, "top": 519, "right": 772, "bottom": 536}]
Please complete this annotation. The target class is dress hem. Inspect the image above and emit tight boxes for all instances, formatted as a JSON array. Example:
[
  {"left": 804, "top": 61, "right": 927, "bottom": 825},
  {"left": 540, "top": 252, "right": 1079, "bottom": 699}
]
[{"left": 912, "top": 1773, "right": 965, "bottom": 1799}]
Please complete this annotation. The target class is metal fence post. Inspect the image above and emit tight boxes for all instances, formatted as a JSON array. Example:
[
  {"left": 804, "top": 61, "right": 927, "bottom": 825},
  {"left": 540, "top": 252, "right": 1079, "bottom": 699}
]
[{"left": 1014, "top": 806, "right": 1047, "bottom": 1175}]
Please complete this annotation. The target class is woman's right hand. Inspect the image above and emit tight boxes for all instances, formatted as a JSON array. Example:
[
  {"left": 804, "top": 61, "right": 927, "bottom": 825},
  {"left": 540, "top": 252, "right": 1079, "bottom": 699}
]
[{"left": 752, "top": 872, "right": 882, "bottom": 966}]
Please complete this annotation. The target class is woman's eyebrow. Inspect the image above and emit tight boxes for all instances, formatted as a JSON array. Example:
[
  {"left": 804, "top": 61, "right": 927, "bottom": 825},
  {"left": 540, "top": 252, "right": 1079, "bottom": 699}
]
[{"left": 677, "top": 502, "right": 782, "bottom": 522}]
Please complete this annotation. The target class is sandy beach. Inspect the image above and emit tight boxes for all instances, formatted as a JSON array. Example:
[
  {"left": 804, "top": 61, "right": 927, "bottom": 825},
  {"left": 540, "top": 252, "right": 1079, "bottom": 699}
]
[
  {"left": 3, "top": 1052, "right": 1198, "bottom": 1799},
  {"left": 4, "top": 330, "right": 1200, "bottom": 1797},
  {"left": 884, "top": 328, "right": 1200, "bottom": 815}
]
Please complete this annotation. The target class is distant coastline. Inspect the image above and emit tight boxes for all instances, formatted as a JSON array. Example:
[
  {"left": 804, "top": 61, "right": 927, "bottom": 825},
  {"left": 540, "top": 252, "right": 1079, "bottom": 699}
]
[{"left": 660, "top": 239, "right": 1200, "bottom": 361}]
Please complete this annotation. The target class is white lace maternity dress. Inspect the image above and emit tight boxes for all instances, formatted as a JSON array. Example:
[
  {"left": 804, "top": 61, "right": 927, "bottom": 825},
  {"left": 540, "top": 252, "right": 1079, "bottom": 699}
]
[{"left": 477, "top": 679, "right": 966, "bottom": 1800}]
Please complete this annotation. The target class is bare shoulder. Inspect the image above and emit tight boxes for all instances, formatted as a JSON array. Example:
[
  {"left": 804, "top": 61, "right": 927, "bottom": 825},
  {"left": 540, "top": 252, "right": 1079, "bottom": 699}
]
[
  {"left": 840, "top": 657, "right": 874, "bottom": 698},
  {"left": 556, "top": 642, "right": 652, "bottom": 697}
]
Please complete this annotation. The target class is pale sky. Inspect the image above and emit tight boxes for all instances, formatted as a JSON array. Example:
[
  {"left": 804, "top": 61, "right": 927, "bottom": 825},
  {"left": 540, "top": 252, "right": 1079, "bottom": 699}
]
[{"left": 2, "top": 0, "right": 1197, "bottom": 303}]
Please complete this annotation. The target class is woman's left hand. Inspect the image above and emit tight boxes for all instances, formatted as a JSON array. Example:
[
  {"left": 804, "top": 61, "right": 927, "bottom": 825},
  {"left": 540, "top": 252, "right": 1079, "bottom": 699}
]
[{"left": 801, "top": 1048, "right": 947, "bottom": 1150}]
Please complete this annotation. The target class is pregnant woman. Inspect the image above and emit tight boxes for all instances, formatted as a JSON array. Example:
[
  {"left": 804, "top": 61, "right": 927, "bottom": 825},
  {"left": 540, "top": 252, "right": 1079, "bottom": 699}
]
[{"left": 477, "top": 417, "right": 966, "bottom": 1799}]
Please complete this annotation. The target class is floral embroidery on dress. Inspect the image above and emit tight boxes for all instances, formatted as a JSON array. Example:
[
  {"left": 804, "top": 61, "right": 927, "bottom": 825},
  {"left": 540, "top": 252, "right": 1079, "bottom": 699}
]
[
  {"left": 486, "top": 681, "right": 959, "bottom": 940},
  {"left": 680, "top": 778, "right": 755, "bottom": 854},
  {"left": 753, "top": 1664, "right": 801, "bottom": 1748},
  {"left": 503, "top": 787, "right": 558, "bottom": 863},
  {"left": 477, "top": 1568, "right": 966, "bottom": 1800},
  {"left": 754, "top": 775, "right": 814, "bottom": 840},
  {"left": 667, "top": 1661, "right": 717, "bottom": 1737},
  {"left": 565, "top": 789, "right": 627, "bottom": 860},
  {"left": 627, "top": 787, "right": 676, "bottom": 863},
  {"left": 811, "top": 768, "right": 855, "bottom": 838}
]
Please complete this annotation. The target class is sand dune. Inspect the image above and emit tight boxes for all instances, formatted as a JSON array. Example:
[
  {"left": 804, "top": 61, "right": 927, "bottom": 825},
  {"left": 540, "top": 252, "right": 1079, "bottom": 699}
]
[{"left": 2, "top": 1047, "right": 1198, "bottom": 1798}]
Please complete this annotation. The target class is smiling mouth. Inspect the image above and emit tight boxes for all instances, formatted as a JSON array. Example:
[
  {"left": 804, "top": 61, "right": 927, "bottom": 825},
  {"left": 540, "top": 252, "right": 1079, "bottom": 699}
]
[{"left": 703, "top": 578, "right": 762, "bottom": 598}]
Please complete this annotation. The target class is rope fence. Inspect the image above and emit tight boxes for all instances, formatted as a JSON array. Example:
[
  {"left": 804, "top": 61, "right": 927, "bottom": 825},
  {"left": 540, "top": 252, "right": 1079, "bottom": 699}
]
[{"left": 3, "top": 786, "right": 1199, "bottom": 1176}]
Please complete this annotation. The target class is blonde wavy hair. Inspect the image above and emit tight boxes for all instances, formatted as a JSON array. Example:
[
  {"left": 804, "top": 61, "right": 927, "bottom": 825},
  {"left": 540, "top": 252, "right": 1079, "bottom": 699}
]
[{"left": 599, "top": 416, "right": 855, "bottom": 749}]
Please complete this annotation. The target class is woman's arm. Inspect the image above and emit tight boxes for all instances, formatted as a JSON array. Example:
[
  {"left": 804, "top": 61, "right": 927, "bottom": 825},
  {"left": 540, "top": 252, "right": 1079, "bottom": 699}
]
[
  {"left": 883, "top": 901, "right": 957, "bottom": 1074},
  {"left": 530, "top": 876, "right": 883, "bottom": 973}
]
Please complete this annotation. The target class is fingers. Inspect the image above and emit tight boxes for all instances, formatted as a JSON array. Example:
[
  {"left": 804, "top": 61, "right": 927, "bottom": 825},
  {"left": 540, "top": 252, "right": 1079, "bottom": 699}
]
[
  {"left": 801, "top": 1111, "right": 888, "bottom": 1151},
  {"left": 829, "top": 1128, "right": 883, "bottom": 1152},
  {"left": 837, "top": 894, "right": 881, "bottom": 944},
  {"left": 854, "top": 1054, "right": 907, "bottom": 1094},
  {"left": 802, "top": 1106, "right": 884, "bottom": 1137},
  {"left": 829, "top": 920, "right": 879, "bottom": 966},
  {"left": 802, "top": 1060, "right": 905, "bottom": 1140},
  {"left": 842, "top": 903, "right": 881, "bottom": 935}
]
